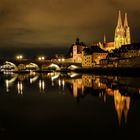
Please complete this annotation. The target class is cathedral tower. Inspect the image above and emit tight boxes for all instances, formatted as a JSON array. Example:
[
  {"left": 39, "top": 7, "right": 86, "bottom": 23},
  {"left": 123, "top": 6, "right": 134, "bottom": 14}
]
[
  {"left": 114, "top": 11, "right": 125, "bottom": 49},
  {"left": 124, "top": 13, "right": 131, "bottom": 45},
  {"left": 114, "top": 11, "right": 131, "bottom": 49}
]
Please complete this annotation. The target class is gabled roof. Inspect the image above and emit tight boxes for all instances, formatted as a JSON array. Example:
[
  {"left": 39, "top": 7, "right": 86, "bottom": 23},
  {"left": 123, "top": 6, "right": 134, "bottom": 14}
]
[
  {"left": 118, "top": 43, "right": 140, "bottom": 52},
  {"left": 90, "top": 45, "right": 108, "bottom": 53},
  {"left": 83, "top": 45, "right": 108, "bottom": 55}
]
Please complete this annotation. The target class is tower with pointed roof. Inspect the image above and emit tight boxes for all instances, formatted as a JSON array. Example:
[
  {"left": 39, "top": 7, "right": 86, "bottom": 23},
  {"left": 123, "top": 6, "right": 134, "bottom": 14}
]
[
  {"left": 114, "top": 11, "right": 131, "bottom": 49},
  {"left": 124, "top": 13, "right": 131, "bottom": 45},
  {"left": 114, "top": 11, "right": 125, "bottom": 49},
  {"left": 104, "top": 34, "right": 106, "bottom": 44}
]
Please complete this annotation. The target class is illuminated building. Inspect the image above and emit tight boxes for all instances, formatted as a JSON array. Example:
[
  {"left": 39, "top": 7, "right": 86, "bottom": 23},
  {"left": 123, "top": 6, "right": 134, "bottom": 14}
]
[
  {"left": 91, "top": 46, "right": 108, "bottom": 64},
  {"left": 66, "top": 38, "right": 87, "bottom": 63},
  {"left": 82, "top": 46, "right": 108, "bottom": 67},
  {"left": 82, "top": 48, "right": 93, "bottom": 68},
  {"left": 114, "top": 11, "right": 125, "bottom": 49},
  {"left": 82, "top": 55, "right": 92, "bottom": 68},
  {"left": 100, "top": 42, "right": 115, "bottom": 52},
  {"left": 73, "top": 38, "right": 87, "bottom": 63},
  {"left": 66, "top": 39, "right": 108, "bottom": 66},
  {"left": 99, "top": 11, "right": 131, "bottom": 51},
  {"left": 115, "top": 43, "right": 140, "bottom": 58},
  {"left": 124, "top": 13, "right": 131, "bottom": 45},
  {"left": 114, "top": 11, "right": 131, "bottom": 49},
  {"left": 101, "top": 43, "right": 140, "bottom": 68}
]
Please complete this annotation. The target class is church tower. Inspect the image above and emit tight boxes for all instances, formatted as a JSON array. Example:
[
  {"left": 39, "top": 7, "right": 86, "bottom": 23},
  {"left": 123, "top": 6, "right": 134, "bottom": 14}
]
[
  {"left": 114, "top": 11, "right": 131, "bottom": 49},
  {"left": 124, "top": 13, "right": 131, "bottom": 45},
  {"left": 114, "top": 11, "right": 125, "bottom": 49}
]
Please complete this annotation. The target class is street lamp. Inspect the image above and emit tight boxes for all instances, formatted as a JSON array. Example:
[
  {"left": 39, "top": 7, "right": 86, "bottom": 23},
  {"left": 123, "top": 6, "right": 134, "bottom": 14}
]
[
  {"left": 16, "top": 55, "right": 23, "bottom": 60},
  {"left": 38, "top": 56, "right": 45, "bottom": 61},
  {"left": 62, "top": 58, "right": 65, "bottom": 62},
  {"left": 58, "top": 57, "right": 65, "bottom": 62}
]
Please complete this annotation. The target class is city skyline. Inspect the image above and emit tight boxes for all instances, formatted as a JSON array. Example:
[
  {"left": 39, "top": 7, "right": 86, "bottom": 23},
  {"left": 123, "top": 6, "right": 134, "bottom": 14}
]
[
  {"left": 0, "top": 1, "right": 140, "bottom": 136},
  {"left": 0, "top": 0, "right": 140, "bottom": 51}
]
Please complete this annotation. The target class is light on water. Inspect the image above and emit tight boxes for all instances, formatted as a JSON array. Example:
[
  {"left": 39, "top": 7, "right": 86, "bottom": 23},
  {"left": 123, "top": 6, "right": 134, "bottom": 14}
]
[{"left": 0, "top": 72, "right": 140, "bottom": 138}]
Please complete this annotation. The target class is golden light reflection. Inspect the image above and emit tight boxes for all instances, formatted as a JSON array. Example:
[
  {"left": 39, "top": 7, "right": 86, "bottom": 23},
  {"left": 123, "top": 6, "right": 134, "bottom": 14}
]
[
  {"left": 103, "top": 93, "right": 106, "bottom": 103},
  {"left": 73, "top": 80, "right": 78, "bottom": 98},
  {"left": 62, "top": 79, "right": 65, "bottom": 89},
  {"left": 66, "top": 74, "right": 132, "bottom": 126},
  {"left": 57, "top": 79, "right": 65, "bottom": 90},
  {"left": 114, "top": 90, "right": 130, "bottom": 126},
  {"left": 49, "top": 72, "right": 60, "bottom": 81},
  {"left": 39, "top": 80, "right": 45, "bottom": 92},
  {"left": 2, "top": 73, "right": 138, "bottom": 127},
  {"left": 5, "top": 74, "right": 18, "bottom": 92},
  {"left": 5, "top": 80, "right": 9, "bottom": 92},
  {"left": 30, "top": 74, "right": 39, "bottom": 84},
  {"left": 58, "top": 79, "right": 61, "bottom": 87},
  {"left": 17, "top": 81, "right": 23, "bottom": 94}
]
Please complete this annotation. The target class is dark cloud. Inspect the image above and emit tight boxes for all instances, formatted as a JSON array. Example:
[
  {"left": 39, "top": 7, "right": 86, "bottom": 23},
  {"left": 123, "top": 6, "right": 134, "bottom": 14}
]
[{"left": 0, "top": 0, "right": 139, "bottom": 50}]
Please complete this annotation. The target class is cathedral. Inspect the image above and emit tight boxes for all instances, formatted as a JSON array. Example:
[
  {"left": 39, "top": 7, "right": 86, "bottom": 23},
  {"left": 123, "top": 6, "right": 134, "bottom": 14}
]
[
  {"left": 100, "top": 11, "right": 131, "bottom": 51},
  {"left": 114, "top": 11, "right": 131, "bottom": 49}
]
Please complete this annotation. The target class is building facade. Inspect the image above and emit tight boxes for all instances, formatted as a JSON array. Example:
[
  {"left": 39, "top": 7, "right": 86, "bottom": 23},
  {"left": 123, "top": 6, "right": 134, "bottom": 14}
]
[
  {"left": 99, "top": 11, "right": 131, "bottom": 52},
  {"left": 82, "top": 54, "right": 93, "bottom": 68},
  {"left": 100, "top": 43, "right": 140, "bottom": 68},
  {"left": 66, "top": 38, "right": 87, "bottom": 63},
  {"left": 82, "top": 46, "right": 108, "bottom": 67},
  {"left": 91, "top": 46, "right": 108, "bottom": 65},
  {"left": 114, "top": 11, "right": 131, "bottom": 49},
  {"left": 72, "top": 38, "right": 87, "bottom": 63}
]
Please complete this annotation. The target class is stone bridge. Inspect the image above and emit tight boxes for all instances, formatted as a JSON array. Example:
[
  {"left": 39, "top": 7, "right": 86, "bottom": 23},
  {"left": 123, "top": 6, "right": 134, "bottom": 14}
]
[{"left": 0, "top": 59, "right": 82, "bottom": 71}]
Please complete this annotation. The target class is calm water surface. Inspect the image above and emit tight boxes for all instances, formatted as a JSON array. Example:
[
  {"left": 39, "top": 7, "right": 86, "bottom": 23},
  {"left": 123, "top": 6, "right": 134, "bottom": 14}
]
[{"left": 0, "top": 72, "right": 140, "bottom": 138}]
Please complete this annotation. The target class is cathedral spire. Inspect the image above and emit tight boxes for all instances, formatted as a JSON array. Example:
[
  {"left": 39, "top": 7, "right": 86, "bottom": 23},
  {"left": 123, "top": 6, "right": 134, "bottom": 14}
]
[
  {"left": 124, "top": 13, "right": 128, "bottom": 27},
  {"left": 117, "top": 10, "right": 123, "bottom": 27},
  {"left": 124, "top": 12, "right": 131, "bottom": 44},
  {"left": 114, "top": 11, "right": 131, "bottom": 49},
  {"left": 104, "top": 34, "right": 106, "bottom": 43}
]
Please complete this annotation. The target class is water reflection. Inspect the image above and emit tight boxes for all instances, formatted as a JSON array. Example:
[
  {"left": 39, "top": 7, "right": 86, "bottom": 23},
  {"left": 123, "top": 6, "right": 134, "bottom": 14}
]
[
  {"left": 5, "top": 73, "right": 18, "bottom": 92},
  {"left": 1, "top": 72, "right": 140, "bottom": 127},
  {"left": 17, "top": 81, "right": 23, "bottom": 94},
  {"left": 114, "top": 90, "right": 130, "bottom": 125},
  {"left": 39, "top": 80, "right": 45, "bottom": 92}
]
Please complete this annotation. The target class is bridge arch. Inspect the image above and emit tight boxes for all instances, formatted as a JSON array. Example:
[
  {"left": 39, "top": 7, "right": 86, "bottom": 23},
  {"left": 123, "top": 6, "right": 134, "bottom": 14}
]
[
  {"left": 17, "top": 64, "right": 26, "bottom": 71},
  {"left": 26, "top": 63, "right": 39, "bottom": 71},
  {"left": 47, "top": 63, "right": 60, "bottom": 71},
  {"left": 1, "top": 61, "right": 18, "bottom": 71},
  {"left": 67, "top": 65, "right": 80, "bottom": 70}
]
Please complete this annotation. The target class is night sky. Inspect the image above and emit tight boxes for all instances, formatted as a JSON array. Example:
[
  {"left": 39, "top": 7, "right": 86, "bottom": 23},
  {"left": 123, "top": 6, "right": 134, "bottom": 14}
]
[{"left": 0, "top": 0, "right": 140, "bottom": 58}]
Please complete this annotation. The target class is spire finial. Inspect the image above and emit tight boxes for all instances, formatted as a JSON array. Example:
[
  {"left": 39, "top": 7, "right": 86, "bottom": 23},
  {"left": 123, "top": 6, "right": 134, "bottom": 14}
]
[
  {"left": 104, "top": 34, "right": 106, "bottom": 43},
  {"left": 117, "top": 10, "right": 123, "bottom": 27},
  {"left": 124, "top": 13, "right": 128, "bottom": 27}
]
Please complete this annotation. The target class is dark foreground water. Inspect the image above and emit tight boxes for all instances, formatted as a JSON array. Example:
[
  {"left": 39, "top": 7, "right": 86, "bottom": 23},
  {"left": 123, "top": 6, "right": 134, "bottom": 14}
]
[{"left": 0, "top": 72, "right": 140, "bottom": 139}]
